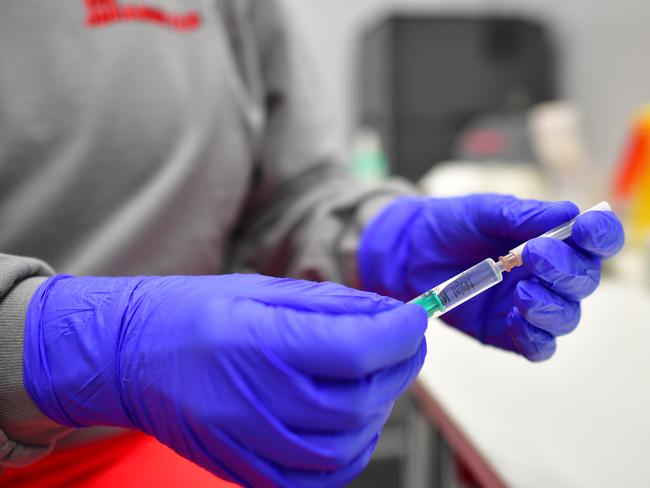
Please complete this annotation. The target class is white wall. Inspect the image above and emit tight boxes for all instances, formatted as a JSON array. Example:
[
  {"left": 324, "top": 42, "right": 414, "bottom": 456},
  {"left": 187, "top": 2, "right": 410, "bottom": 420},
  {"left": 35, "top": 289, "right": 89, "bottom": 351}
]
[{"left": 283, "top": 0, "right": 650, "bottom": 169}]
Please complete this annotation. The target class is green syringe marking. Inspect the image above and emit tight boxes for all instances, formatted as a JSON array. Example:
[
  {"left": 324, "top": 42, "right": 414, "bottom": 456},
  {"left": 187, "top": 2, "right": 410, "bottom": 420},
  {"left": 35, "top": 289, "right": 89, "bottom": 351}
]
[{"left": 412, "top": 290, "right": 445, "bottom": 318}]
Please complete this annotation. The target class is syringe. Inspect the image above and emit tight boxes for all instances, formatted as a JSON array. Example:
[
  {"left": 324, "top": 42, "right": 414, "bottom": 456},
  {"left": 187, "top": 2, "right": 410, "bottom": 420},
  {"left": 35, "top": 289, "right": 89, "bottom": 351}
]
[{"left": 409, "top": 201, "right": 612, "bottom": 319}]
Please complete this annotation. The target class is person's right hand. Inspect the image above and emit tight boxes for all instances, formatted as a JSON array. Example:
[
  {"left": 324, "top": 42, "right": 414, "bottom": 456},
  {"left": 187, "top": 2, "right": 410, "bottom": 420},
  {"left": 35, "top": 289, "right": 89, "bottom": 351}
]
[
  {"left": 23, "top": 273, "right": 427, "bottom": 487},
  {"left": 359, "top": 194, "right": 625, "bottom": 361}
]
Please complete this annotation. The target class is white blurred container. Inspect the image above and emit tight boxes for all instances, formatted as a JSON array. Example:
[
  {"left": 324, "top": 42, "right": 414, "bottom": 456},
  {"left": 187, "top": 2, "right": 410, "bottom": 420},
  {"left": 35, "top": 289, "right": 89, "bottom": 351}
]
[{"left": 419, "top": 160, "right": 549, "bottom": 200}]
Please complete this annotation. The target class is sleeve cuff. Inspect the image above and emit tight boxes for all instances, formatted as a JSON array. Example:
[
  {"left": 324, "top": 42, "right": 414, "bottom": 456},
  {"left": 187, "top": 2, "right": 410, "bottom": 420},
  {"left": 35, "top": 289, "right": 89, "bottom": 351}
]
[
  {"left": 0, "top": 274, "right": 71, "bottom": 467},
  {"left": 340, "top": 179, "right": 419, "bottom": 288}
]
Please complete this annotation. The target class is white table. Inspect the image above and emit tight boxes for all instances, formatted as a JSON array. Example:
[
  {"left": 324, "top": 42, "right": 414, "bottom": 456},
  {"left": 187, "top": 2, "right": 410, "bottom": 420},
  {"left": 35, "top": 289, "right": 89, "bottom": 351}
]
[{"left": 414, "top": 279, "right": 650, "bottom": 488}]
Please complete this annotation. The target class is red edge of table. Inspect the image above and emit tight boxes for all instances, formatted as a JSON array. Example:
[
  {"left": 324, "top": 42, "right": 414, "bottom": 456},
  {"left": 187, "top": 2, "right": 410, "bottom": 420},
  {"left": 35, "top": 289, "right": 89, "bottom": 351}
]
[{"left": 410, "top": 380, "right": 509, "bottom": 488}]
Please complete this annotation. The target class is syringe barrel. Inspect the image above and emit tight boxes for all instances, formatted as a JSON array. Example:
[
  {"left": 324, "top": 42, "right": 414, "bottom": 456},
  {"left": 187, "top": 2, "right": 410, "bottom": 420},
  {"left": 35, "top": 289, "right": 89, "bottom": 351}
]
[{"left": 410, "top": 258, "right": 503, "bottom": 318}]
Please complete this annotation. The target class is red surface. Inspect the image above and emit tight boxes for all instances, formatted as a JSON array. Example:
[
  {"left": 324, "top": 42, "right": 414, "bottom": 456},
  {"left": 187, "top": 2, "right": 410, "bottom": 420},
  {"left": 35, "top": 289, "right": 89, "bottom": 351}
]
[{"left": 0, "top": 431, "right": 239, "bottom": 488}]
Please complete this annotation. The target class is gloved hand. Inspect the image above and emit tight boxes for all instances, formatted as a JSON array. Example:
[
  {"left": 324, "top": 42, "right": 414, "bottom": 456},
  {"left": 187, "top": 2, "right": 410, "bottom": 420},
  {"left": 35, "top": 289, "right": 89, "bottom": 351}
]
[
  {"left": 359, "top": 194, "right": 625, "bottom": 361},
  {"left": 23, "top": 274, "right": 427, "bottom": 487}
]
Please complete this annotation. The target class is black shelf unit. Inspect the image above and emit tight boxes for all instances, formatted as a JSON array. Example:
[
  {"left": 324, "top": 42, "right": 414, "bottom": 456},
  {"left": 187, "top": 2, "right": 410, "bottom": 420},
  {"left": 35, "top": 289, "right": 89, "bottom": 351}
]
[{"left": 357, "top": 15, "right": 556, "bottom": 181}]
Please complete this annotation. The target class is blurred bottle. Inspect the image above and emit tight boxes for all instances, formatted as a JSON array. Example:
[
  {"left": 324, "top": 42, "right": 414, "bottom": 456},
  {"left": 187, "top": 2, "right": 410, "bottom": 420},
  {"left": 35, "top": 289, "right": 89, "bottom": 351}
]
[
  {"left": 613, "top": 106, "right": 650, "bottom": 245},
  {"left": 606, "top": 106, "right": 650, "bottom": 288},
  {"left": 350, "top": 128, "right": 389, "bottom": 183},
  {"left": 528, "top": 101, "right": 591, "bottom": 205}
]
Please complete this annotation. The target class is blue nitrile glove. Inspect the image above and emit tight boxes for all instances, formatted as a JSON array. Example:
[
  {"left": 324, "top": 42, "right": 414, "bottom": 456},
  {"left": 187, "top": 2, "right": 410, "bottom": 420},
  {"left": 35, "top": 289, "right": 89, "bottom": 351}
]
[
  {"left": 359, "top": 194, "right": 625, "bottom": 361},
  {"left": 23, "top": 274, "right": 427, "bottom": 487}
]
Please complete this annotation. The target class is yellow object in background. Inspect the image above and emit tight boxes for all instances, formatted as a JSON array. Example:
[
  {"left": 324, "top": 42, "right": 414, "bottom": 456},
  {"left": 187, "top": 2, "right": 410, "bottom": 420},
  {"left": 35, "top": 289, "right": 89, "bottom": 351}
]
[{"left": 614, "top": 106, "right": 650, "bottom": 244}]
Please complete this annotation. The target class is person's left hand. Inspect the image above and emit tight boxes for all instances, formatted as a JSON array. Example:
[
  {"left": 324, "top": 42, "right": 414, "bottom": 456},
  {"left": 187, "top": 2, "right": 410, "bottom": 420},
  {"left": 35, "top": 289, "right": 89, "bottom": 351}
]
[{"left": 359, "top": 194, "right": 625, "bottom": 361}]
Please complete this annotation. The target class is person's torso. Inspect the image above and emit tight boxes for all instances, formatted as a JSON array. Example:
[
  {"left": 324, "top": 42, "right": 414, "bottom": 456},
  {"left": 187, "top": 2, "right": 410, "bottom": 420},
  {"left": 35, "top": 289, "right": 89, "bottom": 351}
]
[{"left": 0, "top": 0, "right": 264, "bottom": 275}]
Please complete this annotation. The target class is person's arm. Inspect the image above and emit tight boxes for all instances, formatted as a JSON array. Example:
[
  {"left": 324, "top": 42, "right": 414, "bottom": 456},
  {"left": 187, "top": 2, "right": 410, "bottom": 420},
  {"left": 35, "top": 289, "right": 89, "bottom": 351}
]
[
  {"left": 0, "top": 0, "right": 413, "bottom": 473},
  {"left": 0, "top": 254, "right": 70, "bottom": 467},
  {"left": 226, "top": 0, "right": 415, "bottom": 285}
]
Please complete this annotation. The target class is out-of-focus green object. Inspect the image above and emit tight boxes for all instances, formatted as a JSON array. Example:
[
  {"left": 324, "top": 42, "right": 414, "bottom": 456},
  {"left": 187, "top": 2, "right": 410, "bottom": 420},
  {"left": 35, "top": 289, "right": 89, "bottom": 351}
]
[{"left": 350, "top": 128, "right": 389, "bottom": 182}]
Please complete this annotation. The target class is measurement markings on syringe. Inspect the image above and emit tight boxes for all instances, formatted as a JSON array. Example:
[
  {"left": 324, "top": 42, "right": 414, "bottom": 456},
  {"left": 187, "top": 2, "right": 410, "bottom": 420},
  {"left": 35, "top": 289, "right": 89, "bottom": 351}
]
[{"left": 437, "top": 273, "right": 476, "bottom": 306}]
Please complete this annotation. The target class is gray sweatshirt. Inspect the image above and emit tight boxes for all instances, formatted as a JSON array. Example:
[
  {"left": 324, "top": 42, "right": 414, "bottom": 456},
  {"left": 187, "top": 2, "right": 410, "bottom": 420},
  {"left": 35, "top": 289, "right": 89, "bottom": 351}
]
[{"left": 0, "top": 0, "right": 413, "bottom": 469}]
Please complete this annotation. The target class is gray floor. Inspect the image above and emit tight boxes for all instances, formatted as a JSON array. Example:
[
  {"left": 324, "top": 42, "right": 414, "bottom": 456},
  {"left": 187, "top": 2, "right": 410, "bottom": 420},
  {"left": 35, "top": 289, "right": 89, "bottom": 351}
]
[{"left": 348, "top": 393, "right": 469, "bottom": 488}]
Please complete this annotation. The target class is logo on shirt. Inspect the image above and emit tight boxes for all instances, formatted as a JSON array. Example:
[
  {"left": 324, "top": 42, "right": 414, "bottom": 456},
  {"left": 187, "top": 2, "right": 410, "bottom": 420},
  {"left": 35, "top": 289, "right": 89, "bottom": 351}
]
[{"left": 85, "top": 0, "right": 201, "bottom": 31}]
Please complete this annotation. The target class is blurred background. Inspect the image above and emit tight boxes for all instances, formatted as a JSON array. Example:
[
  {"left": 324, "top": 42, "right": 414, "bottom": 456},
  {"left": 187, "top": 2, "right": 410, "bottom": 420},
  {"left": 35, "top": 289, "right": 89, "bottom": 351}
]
[
  {"left": 282, "top": 1, "right": 650, "bottom": 487},
  {"left": 285, "top": 0, "right": 650, "bottom": 283}
]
